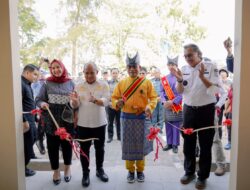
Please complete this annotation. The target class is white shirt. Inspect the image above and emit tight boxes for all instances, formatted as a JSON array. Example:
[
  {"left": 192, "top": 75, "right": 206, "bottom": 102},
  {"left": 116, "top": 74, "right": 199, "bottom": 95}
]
[
  {"left": 181, "top": 60, "right": 220, "bottom": 106},
  {"left": 75, "top": 80, "right": 110, "bottom": 128}
]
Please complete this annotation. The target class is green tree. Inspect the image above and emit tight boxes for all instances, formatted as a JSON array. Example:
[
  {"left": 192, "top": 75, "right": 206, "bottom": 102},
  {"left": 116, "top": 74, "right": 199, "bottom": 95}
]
[
  {"left": 18, "top": 0, "right": 46, "bottom": 64},
  {"left": 155, "top": 0, "right": 206, "bottom": 55}
]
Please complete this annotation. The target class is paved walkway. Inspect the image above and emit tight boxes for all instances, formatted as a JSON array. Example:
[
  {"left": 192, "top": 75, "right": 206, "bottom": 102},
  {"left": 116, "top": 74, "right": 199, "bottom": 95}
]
[{"left": 26, "top": 130, "right": 230, "bottom": 190}]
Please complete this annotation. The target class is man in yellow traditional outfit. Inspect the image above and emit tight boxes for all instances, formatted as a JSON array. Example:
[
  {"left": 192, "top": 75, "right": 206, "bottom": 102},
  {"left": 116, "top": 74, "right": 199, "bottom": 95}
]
[{"left": 111, "top": 52, "right": 157, "bottom": 183}]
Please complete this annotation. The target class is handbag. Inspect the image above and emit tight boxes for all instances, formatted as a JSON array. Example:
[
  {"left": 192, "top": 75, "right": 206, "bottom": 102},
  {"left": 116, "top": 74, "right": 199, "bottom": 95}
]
[{"left": 61, "top": 103, "right": 74, "bottom": 123}]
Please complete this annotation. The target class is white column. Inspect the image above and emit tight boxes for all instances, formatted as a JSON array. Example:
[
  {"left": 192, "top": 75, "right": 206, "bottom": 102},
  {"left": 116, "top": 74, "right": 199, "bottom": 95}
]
[
  {"left": 230, "top": 0, "right": 250, "bottom": 189},
  {"left": 0, "top": 0, "right": 25, "bottom": 189}
]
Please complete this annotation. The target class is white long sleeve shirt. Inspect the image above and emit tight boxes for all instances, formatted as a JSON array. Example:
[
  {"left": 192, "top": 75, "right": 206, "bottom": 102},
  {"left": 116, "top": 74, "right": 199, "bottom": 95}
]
[
  {"left": 75, "top": 80, "right": 110, "bottom": 128},
  {"left": 181, "top": 60, "right": 220, "bottom": 106}
]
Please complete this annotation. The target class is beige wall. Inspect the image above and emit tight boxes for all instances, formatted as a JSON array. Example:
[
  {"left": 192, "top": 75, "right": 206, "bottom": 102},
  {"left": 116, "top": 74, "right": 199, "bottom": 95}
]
[
  {"left": 0, "top": 0, "right": 25, "bottom": 189},
  {"left": 230, "top": 0, "right": 250, "bottom": 189}
]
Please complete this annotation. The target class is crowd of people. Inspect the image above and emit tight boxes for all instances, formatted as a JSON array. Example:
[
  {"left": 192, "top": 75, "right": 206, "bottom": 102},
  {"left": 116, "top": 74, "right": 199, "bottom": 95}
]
[{"left": 21, "top": 39, "right": 234, "bottom": 189}]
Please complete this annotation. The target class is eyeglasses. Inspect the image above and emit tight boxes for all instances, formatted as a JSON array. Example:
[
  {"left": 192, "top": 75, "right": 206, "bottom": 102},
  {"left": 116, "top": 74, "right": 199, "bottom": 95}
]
[{"left": 184, "top": 53, "right": 194, "bottom": 59}]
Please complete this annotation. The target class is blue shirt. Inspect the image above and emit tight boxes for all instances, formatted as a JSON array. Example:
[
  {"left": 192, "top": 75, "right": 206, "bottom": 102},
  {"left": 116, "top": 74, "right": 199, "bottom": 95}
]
[{"left": 151, "top": 78, "right": 162, "bottom": 97}]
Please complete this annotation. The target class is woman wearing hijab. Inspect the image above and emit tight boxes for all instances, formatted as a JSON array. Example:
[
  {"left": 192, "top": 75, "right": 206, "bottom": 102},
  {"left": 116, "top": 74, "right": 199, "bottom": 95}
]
[{"left": 36, "top": 59, "right": 75, "bottom": 185}]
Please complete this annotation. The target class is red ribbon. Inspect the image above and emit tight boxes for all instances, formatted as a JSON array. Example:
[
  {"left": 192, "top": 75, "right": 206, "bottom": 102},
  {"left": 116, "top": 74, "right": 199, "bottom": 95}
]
[
  {"left": 54, "top": 128, "right": 89, "bottom": 161},
  {"left": 223, "top": 119, "right": 232, "bottom": 127},
  {"left": 30, "top": 109, "right": 42, "bottom": 116},
  {"left": 182, "top": 128, "right": 194, "bottom": 135},
  {"left": 147, "top": 127, "right": 163, "bottom": 161},
  {"left": 70, "top": 140, "right": 89, "bottom": 162}
]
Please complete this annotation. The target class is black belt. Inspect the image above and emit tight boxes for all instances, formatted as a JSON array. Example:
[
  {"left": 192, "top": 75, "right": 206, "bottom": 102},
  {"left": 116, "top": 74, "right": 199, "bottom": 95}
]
[{"left": 185, "top": 103, "right": 215, "bottom": 109}]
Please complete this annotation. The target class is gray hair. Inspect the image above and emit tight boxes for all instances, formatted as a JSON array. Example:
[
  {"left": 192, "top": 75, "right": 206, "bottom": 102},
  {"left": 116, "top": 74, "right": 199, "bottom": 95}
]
[
  {"left": 83, "top": 61, "right": 99, "bottom": 72},
  {"left": 184, "top": 43, "right": 203, "bottom": 59}
]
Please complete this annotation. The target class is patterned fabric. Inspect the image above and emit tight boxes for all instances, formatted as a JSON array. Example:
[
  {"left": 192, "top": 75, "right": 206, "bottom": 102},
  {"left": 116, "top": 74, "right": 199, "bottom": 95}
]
[
  {"left": 121, "top": 112, "right": 153, "bottom": 160},
  {"left": 165, "top": 109, "right": 183, "bottom": 122},
  {"left": 48, "top": 94, "right": 70, "bottom": 104}
]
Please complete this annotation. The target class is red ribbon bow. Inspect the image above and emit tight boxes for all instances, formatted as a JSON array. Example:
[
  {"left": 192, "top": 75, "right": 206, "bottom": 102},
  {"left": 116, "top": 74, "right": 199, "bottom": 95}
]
[
  {"left": 182, "top": 128, "right": 194, "bottom": 135},
  {"left": 55, "top": 128, "right": 71, "bottom": 140},
  {"left": 147, "top": 127, "right": 163, "bottom": 161},
  {"left": 223, "top": 119, "right": 232, "bottom": 127}
]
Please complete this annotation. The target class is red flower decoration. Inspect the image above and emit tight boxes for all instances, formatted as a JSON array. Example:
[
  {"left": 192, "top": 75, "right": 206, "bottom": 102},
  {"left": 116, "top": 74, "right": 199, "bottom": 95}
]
[
  {"left": 55, "top": 128, "right": 71, "bottom": 140},
  {"left": 223, "top": 119, "right": 232, "bottom": 126},
  {"left": 183, "top": 128, "right": 194, "bottom": 135},
  {"left": 30, "top": 109, "right": 42, "bottom": 116}
]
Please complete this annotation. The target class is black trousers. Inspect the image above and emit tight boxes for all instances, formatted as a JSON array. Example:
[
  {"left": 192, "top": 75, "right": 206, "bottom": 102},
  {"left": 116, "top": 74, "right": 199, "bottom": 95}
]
[
  {"left": 37, "top": 119, "right": 45, "bottom": 143},
  {"left": 182, "top": 103, "right": 215, "bottom": 180},
  {"left": 78, "top": 125, "right": 106, "bottom": 173},
  {"left": 24, "top": 121, "right": 36, "bottom": 166},
  {"left": 107, "top": 107, "right": 121, "bottom": 139},
  {"left": 46, "top": 134, "right": 72, "bottom": 170}
]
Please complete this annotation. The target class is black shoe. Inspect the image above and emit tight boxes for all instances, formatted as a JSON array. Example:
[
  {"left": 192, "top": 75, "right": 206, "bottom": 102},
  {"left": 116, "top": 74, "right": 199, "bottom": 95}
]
[
  {"left": 195, "top": 178, "right": 206, "bottom": 189},
  {"left": 127, "top": 172, "right": 135, "bottom": 183},
  {"left": 82, "top": 172, "right": 90, "bottom": 187},
  {"left": 96, "top": 168, "right": 109, "bottom": 182},
  {"left": 172, "top": 146, "right": 178, "bottom": 154},
  {"left": 53, "top": 178, "right": 61, "bottom": 185},
  {"left": 36, "top": 141, "right": 46, "bottom": 155},
  {"left": 137, "top": 172, "right": 145, "bottom": 182},
  {"left": 180, "top": 174, "right": 196, "bottom": 184},
  {"left": 64, "top": 175, "right": 72, "bottom": 182},
  {"left": 163, "top": 144, "right": 172, "bottom": 151},
  {"left": 25, "top": 168, "right": 36, "bottom": 177},
  {"left": 107, "top": 138, "right": 113, "bottom": 143}
]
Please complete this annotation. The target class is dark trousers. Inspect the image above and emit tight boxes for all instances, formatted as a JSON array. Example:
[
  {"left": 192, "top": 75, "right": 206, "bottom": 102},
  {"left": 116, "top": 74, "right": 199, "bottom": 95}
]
[
  {"left": 46, "top": 134, "right": 72, "bottom": 170},
  {"left": 24, "top": 121, "right": 36, "bottom": 166},
  {"left": 78, "top": 125, "right": 106, "bottom": 173},
  {"left": 183, "top": 103, "right": 215, "bottom": 180},
  {"left": 107, "top": 107, "right": 121, "bottom": 139},
  {"left": 37, "top": 120, "right": 45, "bottom": 143}
]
